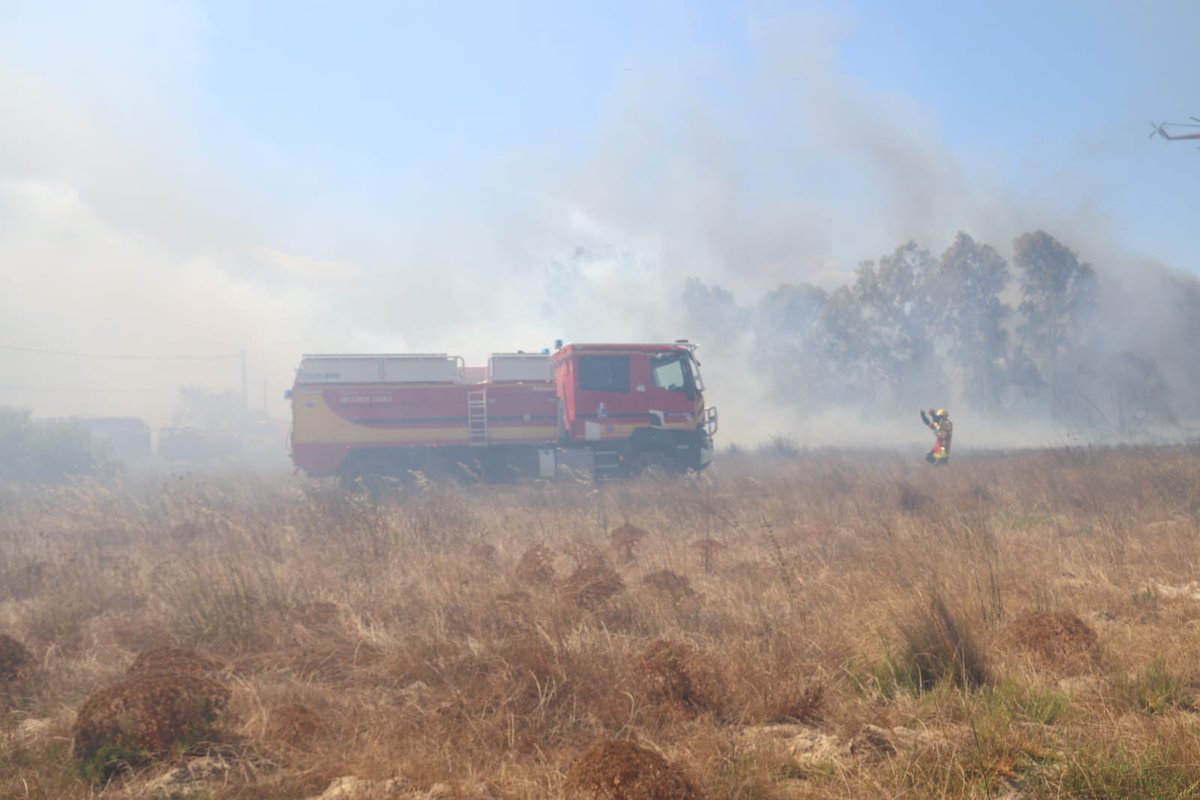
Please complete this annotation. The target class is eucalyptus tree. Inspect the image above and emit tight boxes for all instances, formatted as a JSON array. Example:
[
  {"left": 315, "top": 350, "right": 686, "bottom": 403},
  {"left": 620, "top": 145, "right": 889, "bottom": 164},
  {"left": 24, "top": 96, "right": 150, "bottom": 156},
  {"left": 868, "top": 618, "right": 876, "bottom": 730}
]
[{"left": 1013, "top": 231, "right": 1097, "bottom": 420}]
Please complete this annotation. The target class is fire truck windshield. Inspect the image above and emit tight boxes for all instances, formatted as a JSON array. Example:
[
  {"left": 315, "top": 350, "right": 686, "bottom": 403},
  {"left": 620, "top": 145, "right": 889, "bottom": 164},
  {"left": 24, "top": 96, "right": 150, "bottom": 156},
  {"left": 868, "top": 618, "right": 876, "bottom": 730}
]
[{"left": 651, "top": 352, "right": 698, "bottom": 396}]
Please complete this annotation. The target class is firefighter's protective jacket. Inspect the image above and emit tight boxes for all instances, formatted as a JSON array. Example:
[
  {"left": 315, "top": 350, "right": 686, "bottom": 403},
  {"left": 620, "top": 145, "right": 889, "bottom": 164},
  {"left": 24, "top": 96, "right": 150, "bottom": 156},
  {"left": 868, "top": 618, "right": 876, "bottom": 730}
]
[{"left": 921, "top": 411, "right": 952, "bottom": 463}]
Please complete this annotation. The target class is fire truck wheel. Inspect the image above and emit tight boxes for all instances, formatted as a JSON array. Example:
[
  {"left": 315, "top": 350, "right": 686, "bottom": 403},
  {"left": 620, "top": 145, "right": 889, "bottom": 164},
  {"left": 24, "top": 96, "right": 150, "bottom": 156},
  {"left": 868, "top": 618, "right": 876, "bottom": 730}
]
[
  {"left": 630, "top": 450, "right": 679, "bottom": 478},
  {"left": 423, "top": 458, "right": 480, "bottom": 486},
  {"left": 340, "top": 458, "right": 403, "bottom": 499}
]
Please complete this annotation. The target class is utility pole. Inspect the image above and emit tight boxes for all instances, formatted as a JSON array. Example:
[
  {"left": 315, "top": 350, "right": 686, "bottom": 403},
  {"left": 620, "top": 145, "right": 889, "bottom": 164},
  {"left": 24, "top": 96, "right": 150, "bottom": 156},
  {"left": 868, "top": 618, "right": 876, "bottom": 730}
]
[{"left": 240, "top": 349, "right": 248, "bottom": 421}]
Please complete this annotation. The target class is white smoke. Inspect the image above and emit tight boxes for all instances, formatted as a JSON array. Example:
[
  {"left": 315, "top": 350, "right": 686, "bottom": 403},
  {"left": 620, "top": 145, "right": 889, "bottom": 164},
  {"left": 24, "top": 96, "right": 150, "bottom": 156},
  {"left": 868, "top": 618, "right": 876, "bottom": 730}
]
[{"left": 0, "top": 3, "right": 1193, "bottom": 450}]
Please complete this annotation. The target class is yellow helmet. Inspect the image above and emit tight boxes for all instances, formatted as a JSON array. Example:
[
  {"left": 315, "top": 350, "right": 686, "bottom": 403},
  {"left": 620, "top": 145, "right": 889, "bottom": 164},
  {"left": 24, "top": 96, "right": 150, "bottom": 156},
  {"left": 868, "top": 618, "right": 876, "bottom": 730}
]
[{"left": 935, "top": 409, "right": 948, "bottom": 420}]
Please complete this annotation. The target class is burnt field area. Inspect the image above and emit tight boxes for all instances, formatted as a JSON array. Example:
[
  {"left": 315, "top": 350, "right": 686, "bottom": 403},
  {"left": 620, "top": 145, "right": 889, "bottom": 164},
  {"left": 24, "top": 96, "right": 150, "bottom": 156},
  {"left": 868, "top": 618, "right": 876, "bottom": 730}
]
[{"left": 3, "top": 447, "right": 1200, "bottom": 798}]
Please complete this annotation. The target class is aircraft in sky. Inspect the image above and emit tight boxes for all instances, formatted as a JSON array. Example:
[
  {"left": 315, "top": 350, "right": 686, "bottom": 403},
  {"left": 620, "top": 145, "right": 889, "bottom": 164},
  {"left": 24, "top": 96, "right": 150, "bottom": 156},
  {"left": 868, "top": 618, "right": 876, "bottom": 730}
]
[{"left": 1151, "top": 118, "right": 1200, "bottom": 142}]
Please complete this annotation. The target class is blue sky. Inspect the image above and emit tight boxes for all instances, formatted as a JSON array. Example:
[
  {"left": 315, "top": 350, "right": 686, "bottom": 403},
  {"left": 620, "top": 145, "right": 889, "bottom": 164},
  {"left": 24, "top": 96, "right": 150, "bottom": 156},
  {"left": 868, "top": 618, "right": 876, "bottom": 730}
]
[
  {"left": 193, "top": 1, "right": 1197, "bottom": 268},
  {"left": 834, "top": 2, "right": 1197, "bottom": 260},
  {"left": 1, "top": 0, "right": 1198, "bottom": 423}
]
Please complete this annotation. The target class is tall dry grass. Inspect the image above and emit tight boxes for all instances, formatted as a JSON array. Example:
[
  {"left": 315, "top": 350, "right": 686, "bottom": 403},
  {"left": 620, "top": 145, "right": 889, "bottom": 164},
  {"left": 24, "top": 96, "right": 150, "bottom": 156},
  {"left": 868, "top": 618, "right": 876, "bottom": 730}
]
[{"left": 1, "top": 446, "right": 1200, "bottom": 797}]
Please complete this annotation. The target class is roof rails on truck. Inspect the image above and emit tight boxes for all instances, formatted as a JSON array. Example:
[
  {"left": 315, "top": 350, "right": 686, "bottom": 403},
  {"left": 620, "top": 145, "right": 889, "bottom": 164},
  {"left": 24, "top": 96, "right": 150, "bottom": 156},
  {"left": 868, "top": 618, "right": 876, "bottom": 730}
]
[{"left": 296, "top": 354, "right": 465, "bottom": 384}]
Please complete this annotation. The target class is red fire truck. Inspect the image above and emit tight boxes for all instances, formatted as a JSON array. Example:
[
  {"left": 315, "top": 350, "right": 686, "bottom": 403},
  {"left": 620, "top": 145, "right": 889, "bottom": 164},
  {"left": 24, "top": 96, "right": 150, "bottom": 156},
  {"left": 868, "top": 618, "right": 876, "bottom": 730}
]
[{"left": 288, "top": 341, "right": 717, "bottom": 484}]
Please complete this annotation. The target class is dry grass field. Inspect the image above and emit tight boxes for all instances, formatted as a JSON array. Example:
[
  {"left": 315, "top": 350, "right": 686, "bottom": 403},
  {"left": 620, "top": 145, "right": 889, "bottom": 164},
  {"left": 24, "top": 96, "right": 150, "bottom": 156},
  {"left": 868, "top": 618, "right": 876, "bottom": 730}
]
[{"left": 3, "top": 447, "right": 1200, "bottom": 799}]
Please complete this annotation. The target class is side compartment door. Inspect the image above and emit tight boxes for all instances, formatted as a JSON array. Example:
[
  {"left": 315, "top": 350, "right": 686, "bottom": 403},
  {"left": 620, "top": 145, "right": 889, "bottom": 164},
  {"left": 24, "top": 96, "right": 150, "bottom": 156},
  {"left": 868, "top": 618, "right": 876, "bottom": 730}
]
[{"left": 573, "top": 353, "right": 637, "bottom": 441}]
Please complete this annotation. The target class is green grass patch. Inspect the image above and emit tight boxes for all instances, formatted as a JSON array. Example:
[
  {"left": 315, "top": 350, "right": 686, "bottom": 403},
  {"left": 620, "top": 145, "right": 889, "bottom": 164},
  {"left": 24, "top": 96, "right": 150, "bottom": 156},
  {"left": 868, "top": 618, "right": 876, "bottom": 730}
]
[
  {"left": 1046, "top": 743, "right": 1200, "bottom": 798},
  {"left": 778, "top": 759, "right": 838, "bottom": 781},
  {"left": 78, "top": 741, "right": 151, "bottom": 784},
  {"left": 1116, "top": 658, "right": 1194, "bottom": 715},
  {"left": 848, "top": 647, "right": 926, "bottom": 701},
  {"left": 987, "top": 678, "right": 1071, "bottom": 725}
]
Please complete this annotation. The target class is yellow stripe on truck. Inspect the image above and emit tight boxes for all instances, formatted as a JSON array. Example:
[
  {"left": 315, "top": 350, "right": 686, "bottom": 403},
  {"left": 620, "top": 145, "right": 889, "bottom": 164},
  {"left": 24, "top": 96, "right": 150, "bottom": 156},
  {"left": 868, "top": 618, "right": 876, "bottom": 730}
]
[
  {"left": 293, "top": 392, "right": 560, "bottom": 445},
  {"left": 294, "top": 391, "right": 691, "bottom": 447}
]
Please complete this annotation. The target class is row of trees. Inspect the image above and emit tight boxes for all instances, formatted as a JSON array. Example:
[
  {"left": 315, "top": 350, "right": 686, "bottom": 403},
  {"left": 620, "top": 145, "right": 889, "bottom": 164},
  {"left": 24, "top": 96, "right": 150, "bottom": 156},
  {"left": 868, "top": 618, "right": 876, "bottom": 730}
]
[{"left": 685, "top": 230, "right": 1190, "bottom": 435}]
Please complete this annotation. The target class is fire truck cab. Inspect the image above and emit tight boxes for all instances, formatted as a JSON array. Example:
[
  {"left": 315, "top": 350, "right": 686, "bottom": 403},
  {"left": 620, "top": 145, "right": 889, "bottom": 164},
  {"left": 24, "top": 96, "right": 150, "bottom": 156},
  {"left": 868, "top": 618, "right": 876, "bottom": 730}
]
[{"left": 554, "top": 342, "right": 716, "bottom": 475}]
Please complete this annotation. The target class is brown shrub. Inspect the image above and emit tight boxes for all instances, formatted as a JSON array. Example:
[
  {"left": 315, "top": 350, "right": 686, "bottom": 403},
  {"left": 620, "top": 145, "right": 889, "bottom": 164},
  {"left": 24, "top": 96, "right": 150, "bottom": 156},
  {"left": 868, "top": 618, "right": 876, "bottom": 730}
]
[
  {"left": 732, "top": 669, "right": 824, "bottom": 725},
  {"left": 641, "top": 570, "right": 695, "bottom": 602},
  {"left": 567, "top": 541, "right": 610, "bottom": 570},
  {"left": 454, "top": 637, "right": 565, "bottom": 719},
  {"left": 488, "top": 591, "right": 535, "bottom": 636},
  {"left": 469, "top": 541, "right": 498, "bottom": 565},
  {"left": 638, "top": 640, "right": 723, "bottom": 716},
  {"left": 495, "top": 590, "right": 531, "bottom": 606},
  {"left": 297, "top": 601, "right": 343, "bottom": 628},
  {"left": 516, "top": 543, "right": 557, "bottom": 585},
  {"left": 703, "top": 642, "right": 826, "bottom": 725},
  {"left": 896, "top": 482, "right": 932, "bottom": 514},
  {"left": 238, "top": 640, "right": 384, "bottom": 684},
  {"left": 0, "top": 560, "right": 52, "bottom": 601},
  {"left": 415, "top": 635, "right": 566, "bottom": 737},
  {"left": 770, "top": 682, "right": 825, "bottom": 725},
  {"left": 0, "top": 633, "right": 33, "bottom": 682},
  {"left": 610, "top": 523, "right": 648, "bottom": 562},
  {"left": 168, "top": 521, "right": 206, "bottom": 543},
  {"left": 561, "top": 565, "right": 625, "bottom": 609},
  {"left": 97, "top": 612, "right": 175, "bottom": 653},
  {"left": 1009, "top": 611, "right": 1099, "bottom": 662},
  {"left": 265, "top": 703, "right": 325, "bottom": 748},
  {"left": 127, "top": 646, "right": 225, "bottom": 678},
  {"left": 690, "top": 539, "right": 724, "bottom": 572},
  {"left": 73, "top": 671, "right": 232, "bottom": 774},
  {"left": 564, "top": 740, "right": 703, "bottom": 799}
]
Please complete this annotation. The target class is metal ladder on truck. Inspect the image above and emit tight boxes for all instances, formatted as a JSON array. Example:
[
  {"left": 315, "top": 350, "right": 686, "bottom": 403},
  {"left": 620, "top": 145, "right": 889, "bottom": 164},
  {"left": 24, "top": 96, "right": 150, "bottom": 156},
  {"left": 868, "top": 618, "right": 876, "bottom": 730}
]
[{"left": 467, "top": 388, "right": 488, "bottom": 446}]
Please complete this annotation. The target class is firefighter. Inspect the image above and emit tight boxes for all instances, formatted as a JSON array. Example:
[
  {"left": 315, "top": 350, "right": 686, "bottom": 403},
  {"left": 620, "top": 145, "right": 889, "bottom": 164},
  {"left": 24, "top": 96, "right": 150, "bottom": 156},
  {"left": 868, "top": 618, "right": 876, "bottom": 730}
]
[{"left": 920, "top": 408, "right": 952, "bottom": 465}]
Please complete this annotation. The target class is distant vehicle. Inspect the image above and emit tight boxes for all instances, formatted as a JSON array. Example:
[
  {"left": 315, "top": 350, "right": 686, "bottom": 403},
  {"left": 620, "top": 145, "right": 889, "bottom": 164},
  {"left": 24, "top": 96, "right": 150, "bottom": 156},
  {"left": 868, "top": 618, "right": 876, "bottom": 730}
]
[
  {"left": 158, "top": 426, "right": 242, "bottom": 465},
  {"left": 79, "top": 417, "right": 152, "bottom": 464},
  {"left": 239, "top": 418, "right": 291, "bottom": 466},
  {"left": 288, "top": 342, "right": 718, "bottom": 485}
]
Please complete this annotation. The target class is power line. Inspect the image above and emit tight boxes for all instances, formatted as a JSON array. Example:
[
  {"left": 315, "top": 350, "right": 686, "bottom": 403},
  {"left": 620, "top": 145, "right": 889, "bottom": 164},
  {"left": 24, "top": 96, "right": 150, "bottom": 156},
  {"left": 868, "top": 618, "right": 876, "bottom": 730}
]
[
  {"left": 29, "top": 356, "right": 237, "bottom": 390},
  {"left": 0, "top": 343, "right": 242, "bottom": 361},
  {"left": 0, "top": 384, "right": 186, "bottom": 393},
  {"left": 0, "top": 356, "right": 242, "bottom": 390}
]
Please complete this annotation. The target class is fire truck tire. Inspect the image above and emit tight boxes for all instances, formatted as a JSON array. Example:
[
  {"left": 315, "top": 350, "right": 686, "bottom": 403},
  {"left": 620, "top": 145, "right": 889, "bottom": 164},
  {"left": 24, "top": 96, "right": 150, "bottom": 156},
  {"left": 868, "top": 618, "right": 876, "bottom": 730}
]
[
  {"left": 424, "top": 457, "right": 480, "bottom": 485},
  {"left": 340, "top": 456, "right": 405, "bottom": 498},
  {"left": 630, "top": 450, "right": 680, "bottom": 478}
]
